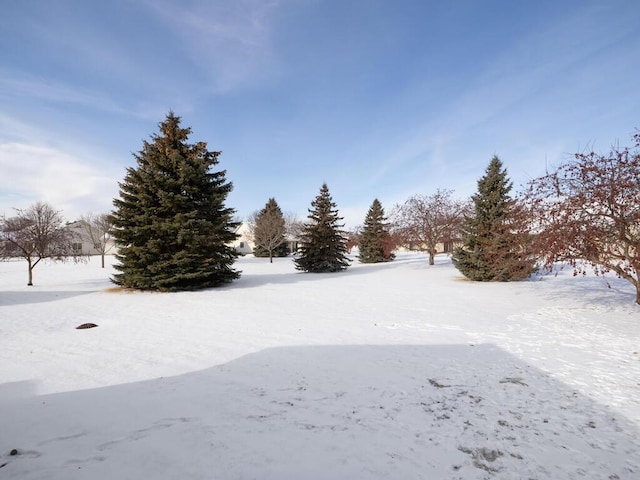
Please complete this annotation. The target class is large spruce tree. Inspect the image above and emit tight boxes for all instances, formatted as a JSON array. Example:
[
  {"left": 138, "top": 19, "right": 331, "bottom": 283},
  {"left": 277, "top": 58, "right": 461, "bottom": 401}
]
[
  {"left": 452, "top": 155, "right": 535, "bottom": 281},
  {"left": 110, "top": 112, "right": 240, "bottom": 291},
  {"left": 359, "top": 198, "right": 395, "bottom": 263},
  {"left": 253, "top": 197, "right": 289, "bottom": 262},
  {"left": 294, "top": 183, "right": 350, "bottom": 273}
]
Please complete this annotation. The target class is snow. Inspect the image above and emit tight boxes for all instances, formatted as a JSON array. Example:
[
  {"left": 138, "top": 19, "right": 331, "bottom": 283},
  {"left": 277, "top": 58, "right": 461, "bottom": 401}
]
[{"left": 1, "top": 253, "right": 639, "bottom": 479}]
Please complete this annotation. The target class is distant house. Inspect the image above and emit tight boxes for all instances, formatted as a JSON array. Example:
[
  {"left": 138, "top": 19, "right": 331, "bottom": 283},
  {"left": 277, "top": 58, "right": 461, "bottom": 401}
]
[
  {"left": 230, "top": 222, "right": 300, "bottom": 256},
  {"left": 441, "top": 240, "right": 456, "bottom": 254},
  {"left": 285, "top": 234, "right": 299, "bottom": 255},
  {"left": 231, "top": 223, "right": 254, "bottom": 255},
  {"left": 66, "top": 221, "right": 117, "bottom": 256},
  {"left": 396, "top": 239, "right": 459, "bottom": 255}
]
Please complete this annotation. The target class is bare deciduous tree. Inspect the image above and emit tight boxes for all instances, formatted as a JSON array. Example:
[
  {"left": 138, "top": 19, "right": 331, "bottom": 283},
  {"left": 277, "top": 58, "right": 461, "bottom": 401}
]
[
  {"left": 393, "top": 189, "right": 470, "bottom": 265},
  {"left": 524, "top": 132, "right": 640, "bottom": 304},
  {"left": 244, "top": 211, "right": 259, "bottom": 240},
  {"left": 283, "top": 211, "right": 304, "bottom": 241},
  {"left": 246, "top": 210, "right": 302, "bottom": 253},
  {"left": 79, "top": 212, "right": 114, "bottom": 268},
  {"left": 254, "top": 198, "right": 287, "bottom": 263},
  {"left": 0, "top": 201, "right": 84, "bottom": 286}
]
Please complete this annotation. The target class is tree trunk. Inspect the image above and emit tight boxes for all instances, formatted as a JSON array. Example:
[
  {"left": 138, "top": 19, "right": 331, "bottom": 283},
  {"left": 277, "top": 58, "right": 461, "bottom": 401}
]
[
  {"left": 101, "top": 253, "right": 105, "bottom": 268},
  {"left": 27, "top": 259, "right": 33, "bottom": 286},
  {"left": 429, "top": 250, "right": 435, "bottom": 266},
  {"left": 269, "top": 249, "right": 273, "bottom": 264}
]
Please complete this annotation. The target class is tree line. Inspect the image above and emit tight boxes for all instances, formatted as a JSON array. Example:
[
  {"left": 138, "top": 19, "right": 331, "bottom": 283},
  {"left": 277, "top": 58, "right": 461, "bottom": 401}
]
[{"left": 1, "top": 113, "right": 639, "bottom": 304}]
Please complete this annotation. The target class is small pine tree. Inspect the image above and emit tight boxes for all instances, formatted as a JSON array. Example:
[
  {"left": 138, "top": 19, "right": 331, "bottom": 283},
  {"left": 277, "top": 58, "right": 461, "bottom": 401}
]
[
  {"left": 359, "top": 199, "right": 395, "bottom": 263},
  {"left": 253, "top": 198, "right": 289, "bottom": 262},
  {"left": 294, "top": 183, "right": 350, "bottom": 273},
  {"left": 452, "top": 155, "right": 535, "bottom": 281},
  {"left": 110, "top": 112, "right": 240, "bottom": 291}
]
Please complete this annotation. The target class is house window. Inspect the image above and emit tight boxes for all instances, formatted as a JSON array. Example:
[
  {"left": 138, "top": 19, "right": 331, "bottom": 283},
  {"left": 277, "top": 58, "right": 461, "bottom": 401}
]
[
  {"left": 239, "top": 241, "right": 245, "bottom": 249},
  {"left": 72, "top": 243, "right": 82, "bottom": 252}
]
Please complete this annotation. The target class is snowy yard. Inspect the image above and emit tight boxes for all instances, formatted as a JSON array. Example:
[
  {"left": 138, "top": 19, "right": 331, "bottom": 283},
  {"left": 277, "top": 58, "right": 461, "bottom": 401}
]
[{"left": 1, "top": 253, "right": 639, "bottom": 479}]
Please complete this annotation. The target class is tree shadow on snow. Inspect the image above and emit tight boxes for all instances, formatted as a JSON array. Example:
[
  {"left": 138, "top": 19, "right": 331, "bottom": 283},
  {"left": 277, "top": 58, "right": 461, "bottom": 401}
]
[
  {"left": 228, "top": 253, "right": 445, "bottom": 290},
  {"left": 531, "top": 269, "right": 638, "bottom": 309},
  {"left": 0, "top": 290, "right": 95, "bottom": 307},
  {"left": 2, "top": 344, "right": 638, "bottom": 479},
  {"left": 0, "top": 380, "right": 39, "bottom": 404}
]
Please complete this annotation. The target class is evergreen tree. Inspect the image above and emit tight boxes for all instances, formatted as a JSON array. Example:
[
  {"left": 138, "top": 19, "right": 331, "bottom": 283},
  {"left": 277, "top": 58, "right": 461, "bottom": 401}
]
[
  {"left": 358, "top": 199, "right": 395, "bottom": 263},
  {"left": 294, "top": 184, "right": 350, "bottom": 273},
  {"left": 110, "top": 112, "right": 240, "bottom": 291},
  {"left": 452, "top": 155, "right": 535, "bottom": 281},
  {"left": 253, "top": 197, "right": 289, "bottom": 262}
]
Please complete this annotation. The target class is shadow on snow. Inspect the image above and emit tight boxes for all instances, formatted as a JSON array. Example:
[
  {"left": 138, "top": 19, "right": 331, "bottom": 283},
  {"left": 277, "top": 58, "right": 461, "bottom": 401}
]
[
  {"left": 226, "top": 253, "right": 450, "bottom": 291},
  {"left": 0, "top": 290, "right": 95, "bottom": 307},
  {"left": 1, "top": 344, "right": 638, "bottom": 479}
]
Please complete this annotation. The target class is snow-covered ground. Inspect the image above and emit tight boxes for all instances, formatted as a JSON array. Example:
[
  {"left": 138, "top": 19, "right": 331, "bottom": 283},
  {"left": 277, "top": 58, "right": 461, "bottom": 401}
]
[{"left": 1, "top": 253, "right": 639, "bottom": 479}]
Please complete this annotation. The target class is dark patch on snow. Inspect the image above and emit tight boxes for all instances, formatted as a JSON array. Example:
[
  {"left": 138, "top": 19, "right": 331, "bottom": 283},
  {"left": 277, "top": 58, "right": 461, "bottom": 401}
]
[{"left": 76, "top": 323, "right": 98, "bottom": 330}]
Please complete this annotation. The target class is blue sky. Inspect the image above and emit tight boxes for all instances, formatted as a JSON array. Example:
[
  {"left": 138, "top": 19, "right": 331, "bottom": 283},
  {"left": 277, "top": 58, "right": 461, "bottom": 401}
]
[{"left": 1, "top": 0, "right": 639, "bottom": 227}]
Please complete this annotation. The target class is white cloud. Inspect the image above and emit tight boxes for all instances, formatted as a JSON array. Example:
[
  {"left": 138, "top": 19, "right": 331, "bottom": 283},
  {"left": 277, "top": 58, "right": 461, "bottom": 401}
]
[{"left": 0, "top": 142, "right": 121, "bottom": 220}]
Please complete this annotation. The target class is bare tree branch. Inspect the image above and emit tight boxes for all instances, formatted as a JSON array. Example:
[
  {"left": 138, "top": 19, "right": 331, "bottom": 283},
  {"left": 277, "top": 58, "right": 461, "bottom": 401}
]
[
  {"left": 1, "top": 201, "right": 86, "bottom": 285},
  {"left": 253, "top": 198, "right": 287, "bottom": 263},
  {"left": 392, "top": 189, "right": 471, "bottom": 265},
  {"left": 79, "top": 212, "right": 115, "bottom": 268},
  {"left": 523, "top": 132, "right": 640, "bottom": 304}
]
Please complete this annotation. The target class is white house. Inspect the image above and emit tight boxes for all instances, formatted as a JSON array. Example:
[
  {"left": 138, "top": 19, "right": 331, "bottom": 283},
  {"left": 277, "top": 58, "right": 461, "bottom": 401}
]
[
  {"left": 66, "top": 221, "right": 117, "bottom": 256},
  {"left": 231, "top": 222, "right": 254, "bottom": 255},
  {"left": 229, "top": 222, "right": 300, "bottom": 256}
]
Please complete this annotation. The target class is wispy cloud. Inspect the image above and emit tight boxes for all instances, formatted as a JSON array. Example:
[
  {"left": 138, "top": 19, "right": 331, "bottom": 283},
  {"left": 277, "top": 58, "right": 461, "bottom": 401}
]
[
  {"left": 2, "top": 3, "right": 203, "bottom": 117},
  {"left": 144, "top": 0, "right": 284, "bottom": 93},
  {"left": 363, "top": 2, "right": 640, "bottom": 200},
  {"left": 0, "top": 71, "right": 152, "bottom": 119}
]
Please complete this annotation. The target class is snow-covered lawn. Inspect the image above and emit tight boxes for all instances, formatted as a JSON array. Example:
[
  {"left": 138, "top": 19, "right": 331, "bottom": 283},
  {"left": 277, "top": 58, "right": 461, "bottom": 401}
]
[{"left": 1, "top": 253, "right": 639, "bottom": 479}]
